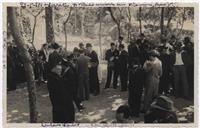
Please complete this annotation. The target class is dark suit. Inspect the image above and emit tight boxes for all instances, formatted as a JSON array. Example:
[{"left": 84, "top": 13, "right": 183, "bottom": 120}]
[
  {"left": 184, "top": 44, "right": 194, "bottom": 98},
  {"left": 77, "top": 54, "right": 90, "bottom": 101},
  {"left": 128, "top": 43, "right": 140, "bottom": 67},
  {"left": 136, "top": 39, "right": 150, "bottom": 65},
  {"left": 113, "top": 50, "right": 128, "bottom": 91},
  {"left": 87, "top": 51, "right": 100, "bottom": 95},
  {"left": 47, "top": 64, "right": 75, "bottom": 123},
  {"left": 128, "top": 66, "right": 145, "bottom": 117},
  {"left": 38, "top": 49, "right": 49, "bottom": 80},
  {"left": 159, "top": 53, "right": 173, "bottom": 94},
  {"left": 105, "top": 49, "right": 119, "bottom": 88}
]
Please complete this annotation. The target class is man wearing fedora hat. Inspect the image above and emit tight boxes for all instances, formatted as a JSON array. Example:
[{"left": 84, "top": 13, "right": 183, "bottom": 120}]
[{"left": 144, "top": 95, "right": 178, "bottom": 123}]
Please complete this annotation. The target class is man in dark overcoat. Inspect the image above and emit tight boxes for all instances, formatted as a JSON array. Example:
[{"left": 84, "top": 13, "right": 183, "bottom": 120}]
[
  {"left": 86, "top": 43, "right": 100, "bottom": 96},
  {"left": 47, "top": 43, "right": 75, "bottom": 123}
]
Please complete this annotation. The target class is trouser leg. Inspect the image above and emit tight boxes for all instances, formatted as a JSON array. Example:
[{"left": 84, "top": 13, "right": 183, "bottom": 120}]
[
  {"left": 180, "top": 66, "right": 189, "bottom": 99},
  {"left": 120, "top": 71, "right": 128, "bottom": 91},
  {"left": 84, "top": 74, "right": 90, "bottom": 100},
  {"left": 105, "top": 67, "right": 113, "bottom": 88},
  {"left": 173, "top": 66, "right": 180, "bottom": 97},
  {"left": 113, "top": 70, "right": 119, "bottom": 88}
]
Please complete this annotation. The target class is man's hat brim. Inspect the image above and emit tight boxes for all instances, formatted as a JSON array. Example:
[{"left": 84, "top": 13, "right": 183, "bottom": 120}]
[{"left": 151, "top": 101, "right": 176, "bottom": 112}]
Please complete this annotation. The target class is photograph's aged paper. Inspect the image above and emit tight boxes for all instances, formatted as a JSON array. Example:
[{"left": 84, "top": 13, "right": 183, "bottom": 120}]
[{"left": 1, "top": 1, "right": 199, "bottom": 128}]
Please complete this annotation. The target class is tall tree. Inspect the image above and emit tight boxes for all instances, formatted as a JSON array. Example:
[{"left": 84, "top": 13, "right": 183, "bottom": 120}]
[
  {"left": 160, "top": 7, "right": 165, "bottom": 39},
  {"left": 98, "top": 8, "right": 103, "bottom": 58},
  {"left": 81, "top": 8, "right": 86, "bottom": 37},
  {"left": 63, "top": 7, "right": 72, "bottom": 51},
  {"left": 138, "top": 7, "right": 142, "bottom": 34},
  {"left": 107, "top": 7, "right": 123, "bottom": 38},
  {"left": 23, "top": 8, "right": 44, "bottom": 51},
  {"left": 126, "top": 7, "right": 132, "bottom": 42},
  {"left": 45, "top": 7, "right": 55, "bottom": 44},
  {"left": 7, "top": 7, "right": 38, "bottom": 123}
]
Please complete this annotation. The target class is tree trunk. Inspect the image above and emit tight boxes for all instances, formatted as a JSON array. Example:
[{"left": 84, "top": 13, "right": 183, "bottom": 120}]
[
  {"left": 107, "top": 7, "right": 121, "bottom": 38},
  {"left": 31, "top": 16, "right": 37, "bottom": 52},
  {"left": 63, "top": 7, "right": 72, "bottom": 51},
  {"left": 177, "top": 8, "right": 186, "bottom": 37},
  {"left": 8, "top": 7, "right": 38, "bottom": 123},
  {"left": 117, "top": 23, "right": 121, "bottom": 38},
  {"left": 139, "top": 7, "right": 142, "bottom": 34},
  {"left": 81, "top": 9, "right": 85, "bottom": 37},
  {"left": 127, "top": 8, "right": 131, "bottom": 43},
  {"left": 160, "top": 7, "right": 164, "bottom": 40},
  {"left": 99, "top": 8, "right": 103, "bottom": 58},
  {"left": 64, "top": 23, "right": 68, "bottom": 51},
  {"left": 45, "top": 7, "right": 55, "bottom": 44},
  {"left": 74, "top": 8, "right": 77, "bottom": 35}
]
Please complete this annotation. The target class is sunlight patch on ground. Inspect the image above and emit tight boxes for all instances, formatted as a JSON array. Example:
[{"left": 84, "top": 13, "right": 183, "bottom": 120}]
[{"left": 11, "top": 110, "right": 18, "bottom": 113}]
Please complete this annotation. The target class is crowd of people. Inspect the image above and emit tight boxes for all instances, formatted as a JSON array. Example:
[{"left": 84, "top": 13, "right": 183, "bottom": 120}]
[
  {"left": 7, "top": 32, "right": 194, "bottom": 123},
  {"left": 106, "top": 34, "right": 194, "bottom": 119}
]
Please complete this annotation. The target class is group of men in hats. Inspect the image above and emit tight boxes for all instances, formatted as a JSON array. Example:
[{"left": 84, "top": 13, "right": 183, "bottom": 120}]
[
  {"left": 45, "top": 42, "right": 100, "bottom": 123},
  {"left": 7, "top": 31, "right": 193, "bottom": 123},
  {"left": 104, "top": 33, "right": 194, "bottom": 119}
]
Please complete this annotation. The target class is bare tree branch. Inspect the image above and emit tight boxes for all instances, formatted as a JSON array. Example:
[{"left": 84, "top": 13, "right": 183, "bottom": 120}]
[
  {"left": 107, "top": 7, "right": 119, "bottom": 25},
  {"left": 63, "top": 7, "right": 72, "bottom": 25}
]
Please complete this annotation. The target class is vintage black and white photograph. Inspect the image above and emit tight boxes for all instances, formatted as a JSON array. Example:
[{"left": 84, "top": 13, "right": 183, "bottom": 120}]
[{"left": 3, "top": 2, "right": 198, "bottom": 127}]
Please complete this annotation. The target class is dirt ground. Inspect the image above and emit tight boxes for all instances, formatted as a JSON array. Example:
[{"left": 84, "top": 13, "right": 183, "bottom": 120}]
[{"left": 7, "top": 63, "right": 193, "bottom": 123}]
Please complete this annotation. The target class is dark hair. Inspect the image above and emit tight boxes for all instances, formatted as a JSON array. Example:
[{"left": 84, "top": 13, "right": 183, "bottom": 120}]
[
  {"left": 119, "top": 36, "right": 124, "bottom": 40},
  {"left": 42, "top": 43, "right": 47, "bottom": 48},
  {"left": 110, "top": 43, "right": 115, "bottom": 46},
  {"left": 79, "top": 43, "right": 84, "bottom": 47},
  {"left": 184, "top": 36, "right": 191, "bottom": 43},
  {"left": 140, "top": 33, "right": 145, "bottom": 37},
  {"left": 50, "top": 43, "right": 60, "bottom": 49},
  {"left": 73, "top": 47, "right": 79, "bottom": 53},
  {"left": 119, "top": 44, "right": 124, "bottom": 49},
  {"left": 86, "top": 43, "right": 92, "bottom": 47},
  {"left": 171, "top": 35, "right": 176, "bottom": 39},
  {"left": 116, "top": 105, "right": 130, "bottom": 119}
]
